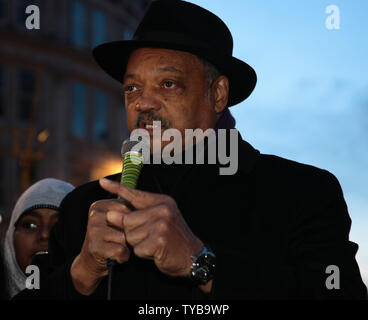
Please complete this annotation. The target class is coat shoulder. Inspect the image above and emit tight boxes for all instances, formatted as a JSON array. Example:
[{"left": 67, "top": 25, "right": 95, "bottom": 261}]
[{"left": 250, "top": 152, "right": 343, "bottom": 196}]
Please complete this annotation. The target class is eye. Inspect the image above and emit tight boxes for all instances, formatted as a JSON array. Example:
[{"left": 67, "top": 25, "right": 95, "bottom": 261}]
[
  {"left": 163, "top": 81, "right": 176, "bottom": 88},
  {"left": 21, "top": 222, "right": 38, "bottom": 230},
  {"left": 124, "top": 85, "right": 137, "bottom": 93}
]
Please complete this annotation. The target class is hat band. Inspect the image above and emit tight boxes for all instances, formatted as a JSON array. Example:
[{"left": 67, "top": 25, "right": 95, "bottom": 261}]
[
  {"left": 22, "top": 204, "right": 59, "bottom": 213},
  {"left": 134, "top": 31, "right": 231, "bottom": 56},
  {"left": 14, "top": 204, "right": 60, "bottom": 227}
]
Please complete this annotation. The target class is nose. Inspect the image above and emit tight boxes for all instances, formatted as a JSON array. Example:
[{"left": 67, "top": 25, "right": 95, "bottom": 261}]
[
  {"left": 135, "top": 88, "right": 163, "bottom": 113},
  {"left": 38, "top": 225, "right": 51, "bottom": 242}
]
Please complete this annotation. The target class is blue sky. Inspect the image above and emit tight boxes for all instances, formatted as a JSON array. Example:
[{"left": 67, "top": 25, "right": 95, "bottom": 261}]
[{"left": 188, "top": 0, "right": 368, "bottom": 287}]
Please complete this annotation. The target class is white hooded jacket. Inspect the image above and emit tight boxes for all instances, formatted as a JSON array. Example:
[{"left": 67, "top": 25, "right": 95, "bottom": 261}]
[{"left": 3, "top": 178, "right": 74, "bottom": 299}]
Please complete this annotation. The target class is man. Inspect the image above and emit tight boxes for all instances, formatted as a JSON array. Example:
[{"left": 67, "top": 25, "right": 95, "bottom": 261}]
[{"left": 16, "top": 0, "right": 367, "bottom": 299}]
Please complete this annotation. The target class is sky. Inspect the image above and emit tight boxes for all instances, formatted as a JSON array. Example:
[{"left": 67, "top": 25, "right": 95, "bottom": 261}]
[{"left": 188, "top": 0, "right": 368, "bottom": 288}]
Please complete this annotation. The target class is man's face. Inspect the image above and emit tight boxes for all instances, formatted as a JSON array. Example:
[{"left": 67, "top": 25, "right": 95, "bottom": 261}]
[{"left": 123, "top": 48, "right": 218, "bottom": 151}]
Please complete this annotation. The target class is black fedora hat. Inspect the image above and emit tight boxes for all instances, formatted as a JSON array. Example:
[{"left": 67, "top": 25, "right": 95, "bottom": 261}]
[{"left": 92, "top": 0, "right": 257, "bottom": 106}]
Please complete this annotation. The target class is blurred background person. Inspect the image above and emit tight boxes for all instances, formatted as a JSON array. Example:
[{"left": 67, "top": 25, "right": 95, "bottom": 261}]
[{"left": 2, "top": 178, "right": 74, "bottom": 299}]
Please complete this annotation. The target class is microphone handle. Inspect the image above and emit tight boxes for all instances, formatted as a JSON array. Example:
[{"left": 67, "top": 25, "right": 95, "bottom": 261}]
[
  {"left": 106, "top": 258, "right": 115, "bottom": 300},
  {"left": 107, "top": 145, "right": 143, "bottom": 299}
]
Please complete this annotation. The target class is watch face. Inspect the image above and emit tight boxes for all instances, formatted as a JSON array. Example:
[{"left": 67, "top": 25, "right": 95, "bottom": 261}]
[
  {"left": 190, "top": 252, "right": 216, "bottom": 285},
  {"left": 196, "top": 266, "right": 210, "bottom": 282},
  {"left": 197, "top": 253, "right": 216, "bottom": 268}
]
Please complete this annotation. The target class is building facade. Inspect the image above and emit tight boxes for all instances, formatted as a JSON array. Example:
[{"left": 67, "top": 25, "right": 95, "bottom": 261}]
[{"left": 0, "top": 0, "right": 152, "bottom": 227}]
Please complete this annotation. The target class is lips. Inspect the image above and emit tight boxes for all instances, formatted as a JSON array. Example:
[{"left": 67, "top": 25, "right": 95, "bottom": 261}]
[
  {"left": 34, "top": 251, "right": 48, "bottom": 255},
  {"left": 29, "top": 250, "right": 48, "bottom": 265},
  {"left": 32, "top": 247, "right": 49, "bottom": 258}
]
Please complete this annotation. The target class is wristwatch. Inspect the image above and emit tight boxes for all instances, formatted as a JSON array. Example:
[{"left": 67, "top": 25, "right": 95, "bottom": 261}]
[{"left": 189, "top": 246, "right": 216, "bottom": 285}]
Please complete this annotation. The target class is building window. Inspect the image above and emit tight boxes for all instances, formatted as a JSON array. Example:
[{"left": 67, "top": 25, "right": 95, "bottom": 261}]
[
  {"left": 93, "top": 91, "right": 108, "bottom": 142},
  {"left": 71, "top": 0, "right": 86, "bottom": 48},
  {"left": 71, "top": 83, "right": 87, "bottom": 138},
  {"left": 18, "top": 69, "right": 36, "bottom": 121},
  {"left": 91, "top": 9, "right": 106, "bottom": 48}
]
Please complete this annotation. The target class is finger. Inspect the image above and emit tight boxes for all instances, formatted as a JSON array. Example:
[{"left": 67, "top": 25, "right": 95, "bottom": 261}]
[
  {"left": 90, "top": 199, "right": 132, "bottom": 216},
  {"left": 96, "top": 241, "right": 131, "bottom": 265},
  {"left": 106, "top": 210, "right": 129, "bottom": 230},
  {"left": 123, "top": 207, "right": 168, "bottom": 246},
  {"left": 102, "top": 226, "right": 126, "bottom": 245},
  {"left": 99, "top": 178, "right": 165, "bottom": 209},
  {"left": 123, "top": 203, "right": 172, "bottom": 233},
  {"left": 123, "top": 207, "right": 153, "bottom": 233},
  {"left": 125, "top": 223, "right": 149, "bottom": 247},
  {"left": 89, "top": 207, "right": 128, "bottom": 231},
  {"left": 88, "top": 208, "right": 108, "bottom": 223},
  {"left": 89, "top": 228, "right": 130, "bottom": 258},
  {"left": 125, "top": 206, "right": 174, "bottom": 247},
  {"left": 132, "top": 236, "right": 157, "bottom": 260},
  {"left": 133, "top": 233, "right": 168, "bottom": 263}
]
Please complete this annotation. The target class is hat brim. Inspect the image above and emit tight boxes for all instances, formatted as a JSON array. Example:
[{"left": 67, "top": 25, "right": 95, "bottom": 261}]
[{"left": 92, "top": 40, "right": 257, "bottom": 107}]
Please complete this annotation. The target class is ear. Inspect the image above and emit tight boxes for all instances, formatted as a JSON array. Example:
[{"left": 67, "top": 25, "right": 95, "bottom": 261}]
[{"left": 211, "top": 75, "right": 229, "bottom": 114}]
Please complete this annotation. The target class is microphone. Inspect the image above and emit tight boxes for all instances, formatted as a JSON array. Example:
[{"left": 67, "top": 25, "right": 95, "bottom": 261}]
[
  {"left": 107, "top": 137, "right": 146, "bottom": 300},
  {"left": 119, "top": 137, "right": 145, "bottom": 190}
]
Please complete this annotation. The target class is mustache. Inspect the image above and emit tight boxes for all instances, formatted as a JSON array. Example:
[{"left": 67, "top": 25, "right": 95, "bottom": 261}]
[{"left": 135, "top": 111, "right": 171, "bottom": 129}]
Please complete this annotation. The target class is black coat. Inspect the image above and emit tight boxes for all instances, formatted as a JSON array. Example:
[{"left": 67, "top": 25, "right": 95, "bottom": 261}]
[{"left": 15, "top": 135, "right": 367, "bottom": 300}]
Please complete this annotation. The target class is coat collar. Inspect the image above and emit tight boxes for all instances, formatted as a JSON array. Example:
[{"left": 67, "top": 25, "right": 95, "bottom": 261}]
[
  {"left": 236, "top": 132, "right": 260, "bottom": 175},
  {"left": 215, "top": 108, "right": 260, "bottom": 175}
]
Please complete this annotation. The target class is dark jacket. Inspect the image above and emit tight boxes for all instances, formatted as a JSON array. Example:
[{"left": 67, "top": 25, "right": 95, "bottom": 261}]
[{"left": 14, "top": 134, "right": 367, "bottom": 300}]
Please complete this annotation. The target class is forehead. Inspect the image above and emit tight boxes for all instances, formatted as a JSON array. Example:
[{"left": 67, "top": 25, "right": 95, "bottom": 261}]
[{"left": 125, "top": 47, "right": 203, "bottom": 77}]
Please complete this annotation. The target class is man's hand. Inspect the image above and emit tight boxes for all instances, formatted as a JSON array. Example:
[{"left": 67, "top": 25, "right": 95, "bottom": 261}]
[
  {"left": 99, "top": 178, "right": 204, "bottom": 279},
  {"left": 71, "top": 197, "right": 132, "bottom": 295}
]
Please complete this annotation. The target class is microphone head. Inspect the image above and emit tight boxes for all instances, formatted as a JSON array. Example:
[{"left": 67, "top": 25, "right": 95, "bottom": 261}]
[
  {"left": 121, "top": 138, "right": 140, "bottom": 157},
  {"left": 120, "top": 137, "right": 148, "bottom": 189},
  {"left": 121, "top": 136, "right": 149, "bottom": 157}
]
